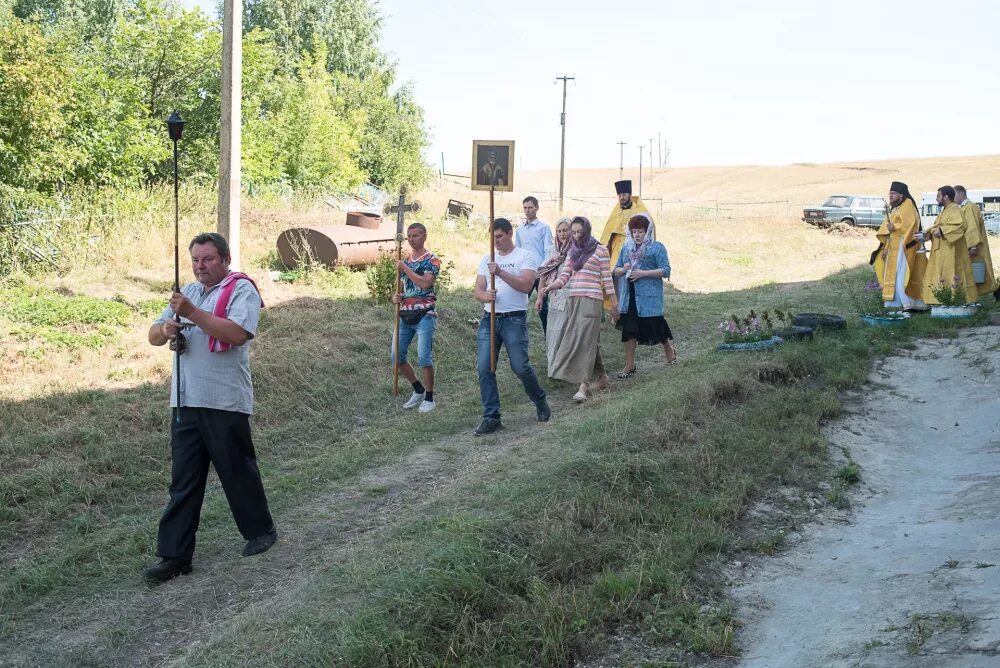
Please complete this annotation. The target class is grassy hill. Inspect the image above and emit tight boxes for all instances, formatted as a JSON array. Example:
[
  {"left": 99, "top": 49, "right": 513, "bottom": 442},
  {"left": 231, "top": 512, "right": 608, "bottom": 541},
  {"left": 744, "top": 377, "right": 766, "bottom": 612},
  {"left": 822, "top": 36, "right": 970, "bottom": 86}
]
[{"left": 1, "top": 155, "right": 997, "bottom": 666}]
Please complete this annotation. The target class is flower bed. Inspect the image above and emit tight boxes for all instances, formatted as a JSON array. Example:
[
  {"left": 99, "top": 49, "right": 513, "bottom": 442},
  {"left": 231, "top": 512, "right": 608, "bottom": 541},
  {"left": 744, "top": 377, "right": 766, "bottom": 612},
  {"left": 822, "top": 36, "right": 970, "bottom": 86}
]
[
  {"left": 930, "top": 304, "right": 979, "bottom": 319},
  {"left": 717, "top": 309, "right": 789, "bottom": 350},
  {"left": 859, "top": 313, "right": 910, "bottom": 327}
]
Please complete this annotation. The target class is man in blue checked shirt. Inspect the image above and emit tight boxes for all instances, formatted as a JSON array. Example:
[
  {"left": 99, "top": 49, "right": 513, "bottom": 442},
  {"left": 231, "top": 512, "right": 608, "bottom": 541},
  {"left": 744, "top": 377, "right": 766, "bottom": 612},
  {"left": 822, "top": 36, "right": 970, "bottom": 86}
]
[{"left": 514, "top": 196, "right": 554, "bottom": 334}]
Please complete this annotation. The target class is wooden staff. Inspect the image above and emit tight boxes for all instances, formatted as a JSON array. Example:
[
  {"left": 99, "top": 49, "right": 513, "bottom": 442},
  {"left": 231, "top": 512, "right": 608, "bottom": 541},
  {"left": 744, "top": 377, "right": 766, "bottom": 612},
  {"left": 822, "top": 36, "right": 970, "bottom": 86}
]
[
  {"left": 393, "top": 231, "right": 403, "bottom": 396},
  {"left": 384, "top": 186, "right": 419, "bottom": 396},
  {"left": 489, "top": 184, "right": 496, "bottom": 372}
]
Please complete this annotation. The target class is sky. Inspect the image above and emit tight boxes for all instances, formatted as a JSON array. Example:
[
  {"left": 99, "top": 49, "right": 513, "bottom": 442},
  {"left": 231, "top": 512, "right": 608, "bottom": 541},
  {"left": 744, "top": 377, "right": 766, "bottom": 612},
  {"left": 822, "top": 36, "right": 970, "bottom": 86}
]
[{"left": 181, "top": 0, "right": 1000, "bottom": 171}]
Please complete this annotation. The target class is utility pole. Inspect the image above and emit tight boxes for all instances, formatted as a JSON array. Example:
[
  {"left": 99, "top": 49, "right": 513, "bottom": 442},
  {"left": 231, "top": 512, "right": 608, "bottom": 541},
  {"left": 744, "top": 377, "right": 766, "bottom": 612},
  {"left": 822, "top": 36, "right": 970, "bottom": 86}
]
[
  {"left": 638, "top": 146, "right": 644, "bottom": 198},
  {"left": 218, "top": 0, "right": 242, "bottom": 268},
  {"left": 648, "top": 138, "right": 654, "bottom": 180},
  {"left": 658, "top": 131, "right": 662, "bottom": 167},
  {"left": 556, "top": 75, "right": 574, "bottom": 212},
  {"left": 617, "top": 141, "right": 627, "bottom": 179},
  {"left": 666, "top": 146, "right": 671, "bottom": 168}
]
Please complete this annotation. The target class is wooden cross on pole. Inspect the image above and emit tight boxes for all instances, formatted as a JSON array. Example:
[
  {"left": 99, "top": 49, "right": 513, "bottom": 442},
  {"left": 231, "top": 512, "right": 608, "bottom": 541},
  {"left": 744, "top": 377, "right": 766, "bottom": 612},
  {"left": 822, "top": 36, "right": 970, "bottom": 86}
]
[{"left": 384, "top": 185, "right": 421, "bottom": 396}]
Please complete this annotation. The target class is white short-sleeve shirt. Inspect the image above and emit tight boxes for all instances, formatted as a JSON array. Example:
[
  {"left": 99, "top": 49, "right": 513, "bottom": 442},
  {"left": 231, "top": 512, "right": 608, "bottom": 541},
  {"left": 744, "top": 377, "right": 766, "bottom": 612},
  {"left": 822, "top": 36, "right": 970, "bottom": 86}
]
[
  {"left": 477, "top": 247, "right": 539, "bottom": 314},
  {"left": 154, "top": 277, "right": 261, "bottom": 414}
]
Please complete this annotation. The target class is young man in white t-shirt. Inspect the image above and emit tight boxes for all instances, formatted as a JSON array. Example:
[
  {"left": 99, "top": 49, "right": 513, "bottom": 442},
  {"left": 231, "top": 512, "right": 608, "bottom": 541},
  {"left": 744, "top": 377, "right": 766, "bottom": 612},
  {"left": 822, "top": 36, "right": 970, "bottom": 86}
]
[{"left": 473, "top": 218, "right": 551, "bottom": 436}]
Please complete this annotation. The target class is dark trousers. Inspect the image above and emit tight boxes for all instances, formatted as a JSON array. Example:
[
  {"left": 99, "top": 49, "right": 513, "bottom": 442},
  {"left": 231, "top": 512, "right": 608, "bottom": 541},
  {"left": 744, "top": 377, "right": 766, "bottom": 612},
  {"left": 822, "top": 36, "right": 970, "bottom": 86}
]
[
  {"left": 157, "top": 407, "right": 274, "bottom": 561},
  {"left": 529, "top": 278, "right": 549, "bottom": 334}
]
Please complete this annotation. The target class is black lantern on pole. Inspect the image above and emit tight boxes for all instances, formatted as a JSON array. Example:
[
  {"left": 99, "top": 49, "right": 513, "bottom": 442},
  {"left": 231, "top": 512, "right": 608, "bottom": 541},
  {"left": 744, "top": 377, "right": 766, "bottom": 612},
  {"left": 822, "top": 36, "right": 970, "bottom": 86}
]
[
  {"left": 165, "top": 111, "right": 186, "bottom": 422},
  {"left": 165, "top": 111, "right": 185, "bottom": 295}
]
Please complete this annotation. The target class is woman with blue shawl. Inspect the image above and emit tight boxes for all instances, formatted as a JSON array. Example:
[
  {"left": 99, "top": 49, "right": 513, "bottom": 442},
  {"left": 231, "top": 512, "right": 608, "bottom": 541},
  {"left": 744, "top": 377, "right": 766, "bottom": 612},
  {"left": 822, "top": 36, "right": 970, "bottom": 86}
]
[{"left": 612, "top": 214, "right": 677, "bottom": 377}]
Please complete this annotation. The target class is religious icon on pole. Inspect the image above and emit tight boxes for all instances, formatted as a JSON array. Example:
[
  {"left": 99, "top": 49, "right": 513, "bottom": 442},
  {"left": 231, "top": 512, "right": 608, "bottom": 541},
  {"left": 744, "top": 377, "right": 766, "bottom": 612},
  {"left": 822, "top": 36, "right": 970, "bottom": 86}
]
[{"left": 471, "top": 140, "right": 514, "bottom": 192}]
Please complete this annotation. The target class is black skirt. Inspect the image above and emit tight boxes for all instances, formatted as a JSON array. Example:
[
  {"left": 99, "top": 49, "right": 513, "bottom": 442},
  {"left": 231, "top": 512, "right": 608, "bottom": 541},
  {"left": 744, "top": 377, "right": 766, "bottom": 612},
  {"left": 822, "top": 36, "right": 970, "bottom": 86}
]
[{"left": 616, "top": 285, "right": 672, "bottom": 345}]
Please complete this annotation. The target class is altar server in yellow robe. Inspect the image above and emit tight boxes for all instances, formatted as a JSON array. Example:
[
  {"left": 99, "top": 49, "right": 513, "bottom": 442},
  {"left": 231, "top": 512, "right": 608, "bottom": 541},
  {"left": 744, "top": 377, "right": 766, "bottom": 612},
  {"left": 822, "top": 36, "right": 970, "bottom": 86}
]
[
  {"left": 955, "top": 184, "right": 999, "bottom": 299},
  {"left": 874, "top": 181, "right": 927, "bottom": 311},
  {"left": 598, "top": 180, "right": 652, "bottom": 309},
  {"left": 923, "top": 186, "right": 978, "bottom": 305}
]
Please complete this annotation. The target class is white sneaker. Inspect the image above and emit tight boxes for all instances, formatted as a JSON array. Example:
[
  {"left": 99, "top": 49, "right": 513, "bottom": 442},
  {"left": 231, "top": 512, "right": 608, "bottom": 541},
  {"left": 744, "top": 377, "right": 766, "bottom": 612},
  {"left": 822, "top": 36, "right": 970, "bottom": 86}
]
[
  {"left": 403, "top": 391, "right": 425, "bottom": 409},
  {"left": 418, "top": 399, "right": 436, "bottom": 413}
]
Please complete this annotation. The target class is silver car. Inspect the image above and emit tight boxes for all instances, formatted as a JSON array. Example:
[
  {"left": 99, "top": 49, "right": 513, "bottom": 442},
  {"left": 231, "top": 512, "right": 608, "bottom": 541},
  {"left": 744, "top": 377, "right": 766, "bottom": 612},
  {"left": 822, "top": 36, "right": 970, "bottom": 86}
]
[{"left": 802, "top": 194, "right": 887, "bottom": 228}]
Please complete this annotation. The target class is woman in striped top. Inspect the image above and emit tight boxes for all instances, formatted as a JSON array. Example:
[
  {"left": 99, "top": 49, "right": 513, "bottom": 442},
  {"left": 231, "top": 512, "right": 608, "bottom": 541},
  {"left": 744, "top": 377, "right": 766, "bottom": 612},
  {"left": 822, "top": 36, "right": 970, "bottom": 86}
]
[{"left": 541, "top": 216, "right": 619, "bottom": 402}]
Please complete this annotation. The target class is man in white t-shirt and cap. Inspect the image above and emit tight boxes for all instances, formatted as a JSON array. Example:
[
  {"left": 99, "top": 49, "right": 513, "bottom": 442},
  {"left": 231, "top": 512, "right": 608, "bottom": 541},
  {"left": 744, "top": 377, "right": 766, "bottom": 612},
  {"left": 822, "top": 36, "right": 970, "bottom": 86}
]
[{"left": 473, "top": 218, "right": 552, "bottom": 436}]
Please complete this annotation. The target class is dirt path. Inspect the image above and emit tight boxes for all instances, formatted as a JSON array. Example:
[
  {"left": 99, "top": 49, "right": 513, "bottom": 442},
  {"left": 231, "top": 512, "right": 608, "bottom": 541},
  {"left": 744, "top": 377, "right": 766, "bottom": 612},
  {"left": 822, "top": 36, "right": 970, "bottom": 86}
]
[{"left": 729, "top": 327, "right": 1000, "bottom": 667}]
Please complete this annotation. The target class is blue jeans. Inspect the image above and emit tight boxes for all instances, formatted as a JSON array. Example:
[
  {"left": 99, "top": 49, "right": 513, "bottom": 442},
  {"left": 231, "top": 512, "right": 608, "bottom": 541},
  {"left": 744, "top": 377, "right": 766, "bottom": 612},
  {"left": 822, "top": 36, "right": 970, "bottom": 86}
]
[
  {"left": 391, "top": 313, "right": 436, "bottom": 368},
  {"left": 477, "top": 312, "right": 547, "bottom": 421}
]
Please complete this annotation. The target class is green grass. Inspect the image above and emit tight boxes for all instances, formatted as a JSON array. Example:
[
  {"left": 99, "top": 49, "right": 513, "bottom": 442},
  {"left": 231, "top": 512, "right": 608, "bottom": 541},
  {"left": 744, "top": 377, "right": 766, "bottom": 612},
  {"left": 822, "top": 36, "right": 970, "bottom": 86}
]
[
  {"left": 1, "top": 261, "right": 995, "bottom": 666},
  {"left": 904, "top": 612, "right": 973, "bottom": 655},
  {"left": 2, "top": 286, "right": 132, "bottom": 327},
  {"left": 835, "top": 463, "right": 862, "bottom": 484}
]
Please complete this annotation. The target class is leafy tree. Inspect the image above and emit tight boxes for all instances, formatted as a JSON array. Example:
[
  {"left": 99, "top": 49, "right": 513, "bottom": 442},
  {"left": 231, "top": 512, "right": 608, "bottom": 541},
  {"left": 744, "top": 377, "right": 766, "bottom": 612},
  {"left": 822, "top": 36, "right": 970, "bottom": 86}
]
[
  {"left": 0, "top": 17, "right": 77, "bottom": 191},
  {"left": 12, "top": 0, "right": 122, "bottom": 38},
  {"left": 242, "top": 0, "right": 385, "bottom": 77},
  {"left": 334, "top": 72, "right": 429, "bottom": 189},
  {"left": 102, "top": 0, "right": 224, "bottom": 181},
  {"left": 0, "top": 0, "right": 428, "bottom": 200}
]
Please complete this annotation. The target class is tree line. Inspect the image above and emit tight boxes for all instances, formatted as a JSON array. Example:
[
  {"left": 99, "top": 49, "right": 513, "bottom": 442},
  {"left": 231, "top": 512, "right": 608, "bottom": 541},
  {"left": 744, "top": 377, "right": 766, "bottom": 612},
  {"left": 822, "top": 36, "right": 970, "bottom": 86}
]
[{"left": 0, "top": 0, "right": 429, "bottom": 208}]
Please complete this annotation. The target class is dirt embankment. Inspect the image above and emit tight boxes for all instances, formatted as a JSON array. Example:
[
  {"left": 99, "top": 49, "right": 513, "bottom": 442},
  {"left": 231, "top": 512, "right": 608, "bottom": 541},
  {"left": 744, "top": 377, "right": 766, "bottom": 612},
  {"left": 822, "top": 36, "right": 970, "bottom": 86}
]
[{"left": 726, "top": 326, "right": 1000, "bottom": 667}]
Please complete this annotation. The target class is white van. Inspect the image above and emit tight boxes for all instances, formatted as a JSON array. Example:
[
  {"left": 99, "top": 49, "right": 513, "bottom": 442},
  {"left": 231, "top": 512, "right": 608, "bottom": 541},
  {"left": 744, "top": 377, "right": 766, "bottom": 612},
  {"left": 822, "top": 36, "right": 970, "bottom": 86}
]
[{"left": 920, "top": 189, "right": 1000, "bottom": 233}]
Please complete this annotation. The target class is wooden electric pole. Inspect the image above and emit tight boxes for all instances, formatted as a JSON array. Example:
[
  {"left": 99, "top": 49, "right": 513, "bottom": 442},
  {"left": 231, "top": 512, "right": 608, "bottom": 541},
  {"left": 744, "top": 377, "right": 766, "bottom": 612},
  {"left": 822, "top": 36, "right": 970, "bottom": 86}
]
[
  {"left": 218, "top": 0, "right": 242, "bottom": 268},
  {"left": 556, "top": 75, "right": 574, "bottom": 213},
  {"left": 658, "top": 132, "right": 662, "bottom": 167},
  {"left": 638, "top": 146, "right": 644, "bottom": 198},
  {"left": 617, "top": 141, "right": 627, "bottom": 179}
]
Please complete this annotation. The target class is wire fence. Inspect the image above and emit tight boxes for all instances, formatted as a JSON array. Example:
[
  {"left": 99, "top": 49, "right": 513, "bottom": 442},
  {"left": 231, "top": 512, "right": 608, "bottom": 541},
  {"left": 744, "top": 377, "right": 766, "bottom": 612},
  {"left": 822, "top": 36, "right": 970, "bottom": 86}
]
[
  {"left": 437, "top": 192, "right": 801, "bottom": 230},
  {"left": 534, "top": 195, "right": 795, "bottom": 223},
  {"left": 0, "top": 205, "right": 113, "bottom": 275}
]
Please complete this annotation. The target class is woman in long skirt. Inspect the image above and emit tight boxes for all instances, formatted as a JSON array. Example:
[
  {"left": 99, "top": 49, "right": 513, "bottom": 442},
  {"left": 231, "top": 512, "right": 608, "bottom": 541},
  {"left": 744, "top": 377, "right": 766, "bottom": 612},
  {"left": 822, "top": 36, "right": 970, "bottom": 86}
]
[
  {"left": 536, "top": 218, "right": 572, "bottom": 373},
  {"left": 614, "top": 214, "right": 677, "bottom": 377},
  {"left": 541, "top": 216, "right": 619, "bottom": 402}
]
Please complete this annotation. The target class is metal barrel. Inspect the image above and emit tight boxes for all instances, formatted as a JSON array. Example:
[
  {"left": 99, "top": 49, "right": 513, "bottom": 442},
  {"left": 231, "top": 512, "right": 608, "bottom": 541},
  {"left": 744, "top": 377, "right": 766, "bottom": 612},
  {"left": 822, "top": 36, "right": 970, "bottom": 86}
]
[{"left": 276, "top": 223, "right": 408, "bottom": 268}]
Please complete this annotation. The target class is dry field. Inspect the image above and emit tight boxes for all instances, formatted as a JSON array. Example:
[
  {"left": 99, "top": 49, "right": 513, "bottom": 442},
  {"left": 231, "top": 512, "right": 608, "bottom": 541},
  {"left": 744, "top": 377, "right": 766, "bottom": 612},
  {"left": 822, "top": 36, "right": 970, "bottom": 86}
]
[{"left": 423, "top": 153, "right": 1000, "bottom": 217}]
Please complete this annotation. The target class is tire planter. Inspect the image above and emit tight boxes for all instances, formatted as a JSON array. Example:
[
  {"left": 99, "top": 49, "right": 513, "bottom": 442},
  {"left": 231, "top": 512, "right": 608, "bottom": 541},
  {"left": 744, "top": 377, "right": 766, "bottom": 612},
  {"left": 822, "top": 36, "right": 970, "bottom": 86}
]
[
  {"left": 792, "top": 313, "right": 847, "bottom": 331},
  {"left": 774, "top": 325, "right": 814, "bottom": 341},
  {"left": 717, "top": 336, "right": 784, "bottom": 352},
  {"left": 859, "top": 313, "right": 909, "bottom": 327},
  {"left": 930, "top": 304, "right": 979, "bottom": 319}
]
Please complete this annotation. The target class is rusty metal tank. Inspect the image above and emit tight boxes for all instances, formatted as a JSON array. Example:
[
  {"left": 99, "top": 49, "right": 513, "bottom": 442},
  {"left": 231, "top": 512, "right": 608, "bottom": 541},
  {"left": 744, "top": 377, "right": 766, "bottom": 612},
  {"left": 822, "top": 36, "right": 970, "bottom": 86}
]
[
  {"left": 276, "top": 219, "right": 407, "bottom": 269},
  {"left": 345, "top": 211, "right": 382, "bottom": 229}
]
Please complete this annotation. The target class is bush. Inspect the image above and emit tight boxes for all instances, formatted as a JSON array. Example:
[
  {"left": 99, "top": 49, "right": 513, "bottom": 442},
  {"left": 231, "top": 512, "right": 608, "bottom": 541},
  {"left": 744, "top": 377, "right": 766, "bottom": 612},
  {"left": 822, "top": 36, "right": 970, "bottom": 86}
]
[
  {"left": 365, "top": 252, "right": 455, "bottom": 304},
  {"left": 930, "top": 276, "right": 969, "bottom": 307},
  {"left": 365, "top": 253, "right": 397, "bottom": 305}
]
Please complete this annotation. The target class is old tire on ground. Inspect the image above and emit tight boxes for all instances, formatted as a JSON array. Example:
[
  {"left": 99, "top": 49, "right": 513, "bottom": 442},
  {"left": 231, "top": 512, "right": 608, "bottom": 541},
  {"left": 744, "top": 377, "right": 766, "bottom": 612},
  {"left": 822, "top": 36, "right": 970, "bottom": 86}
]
[
  {"left": 792, "top": 313, "right": 846, "bottom": 331},
  {"left": 775, "top": 325, "right": 814, "bottom": 340}
]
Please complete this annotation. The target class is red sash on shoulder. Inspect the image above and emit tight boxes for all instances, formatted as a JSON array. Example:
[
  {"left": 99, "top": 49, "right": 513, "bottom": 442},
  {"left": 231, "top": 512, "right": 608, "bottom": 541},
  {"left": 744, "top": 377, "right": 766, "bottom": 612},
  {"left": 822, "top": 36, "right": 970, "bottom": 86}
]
[{"left": 209, "top": 272, "right": 264, "bottom": 352}]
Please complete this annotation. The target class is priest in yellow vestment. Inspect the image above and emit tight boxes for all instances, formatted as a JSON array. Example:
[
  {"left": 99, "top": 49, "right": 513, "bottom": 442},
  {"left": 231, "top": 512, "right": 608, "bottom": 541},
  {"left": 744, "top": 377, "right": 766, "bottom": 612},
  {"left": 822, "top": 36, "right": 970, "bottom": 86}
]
[
  {"left": 873, "top": 181, "right": 927, "bottom": 311},
  {"left": 599, "top": 180, "right": 653, "bottom": 270},
  {"left": 598, "top": 180, "right": 652, "bottom": 309},
  {"left": 955, "top": 184, "right": 999, "bottom": 298},
  {"left": 923, "top": 186, "right": 978, "bottom": 305}
]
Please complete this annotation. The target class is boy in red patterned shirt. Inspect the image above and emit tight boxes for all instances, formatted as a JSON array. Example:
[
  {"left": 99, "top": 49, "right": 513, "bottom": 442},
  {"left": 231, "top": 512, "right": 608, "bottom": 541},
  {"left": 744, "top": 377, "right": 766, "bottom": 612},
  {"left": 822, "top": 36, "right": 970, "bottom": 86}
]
[{"left": 391, "top": 223, "right": 441, "bottom": 412}]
